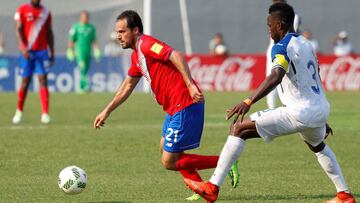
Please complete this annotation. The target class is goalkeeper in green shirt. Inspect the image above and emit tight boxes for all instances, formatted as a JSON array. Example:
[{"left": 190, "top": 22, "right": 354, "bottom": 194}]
[{"left": 67, "top": 10, "right": 101, "bottom": 92}]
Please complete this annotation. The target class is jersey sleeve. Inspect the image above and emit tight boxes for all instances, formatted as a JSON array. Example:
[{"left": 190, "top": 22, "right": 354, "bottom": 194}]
[
  {"left": 68, "top": 24, "right": 77, "bottom": 42},
  {"left": 271, "top": 44, "right": 289, "bottom": 72},
  {"left": 14, "top": 7, "right": 22, "bottom": 22},
  {"left": 141, "top": 38, "right": 173, "bottom": 62},
  {"left": 128, "top": 52, "right": 142, "bottom": 77}
]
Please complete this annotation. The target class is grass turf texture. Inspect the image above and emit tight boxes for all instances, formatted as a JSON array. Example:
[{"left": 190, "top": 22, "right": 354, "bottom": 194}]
[{"left": 0, "top": 92, "right": 359, "bottom": 202}]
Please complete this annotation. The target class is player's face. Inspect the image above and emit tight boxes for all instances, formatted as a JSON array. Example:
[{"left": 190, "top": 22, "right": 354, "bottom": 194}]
[
  {"left": 267, "top": 14, "right": 281, "bottom": 43},
  {"left": 80, "top": 12, "right": 89, "bottom": 24},
  {"left": 115, "top": 19, "right": 137, "bottom": 49}
]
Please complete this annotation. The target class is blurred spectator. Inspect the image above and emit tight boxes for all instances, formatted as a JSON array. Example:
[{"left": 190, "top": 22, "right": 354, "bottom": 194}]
[
  {"left": 209, "top": 33, "right": 228, "bottom": 56},
  {"left": 333, "top": 31, "right": 353, "bottom": 57},
  {"left": 103, "top": 31, "right": 123, "bottom": 57},
  {"left": 0, "top": 32, "right": 4, "bottom": 55},
  {"left": 302, "top": 30, "right": 319, "bottom": 53}
]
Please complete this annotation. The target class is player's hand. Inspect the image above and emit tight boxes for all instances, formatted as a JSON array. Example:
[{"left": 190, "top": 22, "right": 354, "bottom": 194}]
[
  {"left": 21, "top": 49, "right": 29, "bottom": 59},
  {"left": 93, "top": 110, "right": 110, "bottom": 129},
  {"left": 93, "top": 48, "right": 101, "bottom": 63},
  {"left": 66, "top": 48, "right": 75, "bottom": 61},
  {"left": 325, "top": 123, "right": 333, "bottom": 139},
  {"left": 226, "top": 101, "right": 250, "bottom": 124},
  {"left": 188, "top": 84, "right": 203, "bottom": 103}
]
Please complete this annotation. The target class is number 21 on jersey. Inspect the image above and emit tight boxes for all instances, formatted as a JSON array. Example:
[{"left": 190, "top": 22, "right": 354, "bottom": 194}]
[{"left": 166, "top": 128, "right": 179, "bottom": 143}]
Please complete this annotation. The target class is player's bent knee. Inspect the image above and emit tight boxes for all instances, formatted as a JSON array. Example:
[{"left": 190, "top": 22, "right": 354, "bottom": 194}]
[
  {"left": 230, "top": 123, "right": 244, "bottom": 136},
  {"left": 161, "top": 158, "right": 177, "bottom": 170},
  {"left": 305, "top": 141, "right": 325, "bottom": 153},
  {"left": 230, "top": 121, "right": 259, "bottom": 140}
]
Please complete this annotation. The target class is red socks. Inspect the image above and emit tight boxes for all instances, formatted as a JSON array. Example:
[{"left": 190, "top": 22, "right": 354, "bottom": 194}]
[
  {"left": 179, "top": 170, "right": 203, "bottom": 182},
  {"left": 176, "top": 154, "right": 218, "bottom": 182},
  {"left": 176, "top": 154, "right": 219, "bottom": 171},
  {"left": 40, "top": 87, "right": 49, "bottom": 114},
  {"left": 17, "top": 88, "right": 27, "bottom": 111}
]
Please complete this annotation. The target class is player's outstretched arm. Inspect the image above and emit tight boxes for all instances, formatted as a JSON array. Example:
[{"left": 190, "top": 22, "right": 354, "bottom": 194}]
[
  {"left": 93, "top": 76, "right": 140, "bottom": 129},
  {"left": 169, "top": 50, "right": 203, "bottom": 103},
  {"left": 226, "top": 67, "right": 286, "bottom": 123}
]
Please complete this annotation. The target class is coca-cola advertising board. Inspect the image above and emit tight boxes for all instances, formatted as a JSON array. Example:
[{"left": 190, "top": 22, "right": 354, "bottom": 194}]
[
  {"left": 186, "top": 54, "right": 360, "bottom": 91},
  {"left": 186, "top": 55, "right": 266, "bottom": 91}
]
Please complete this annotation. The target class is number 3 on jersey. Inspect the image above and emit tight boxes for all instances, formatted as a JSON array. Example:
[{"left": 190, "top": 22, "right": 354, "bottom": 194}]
[
  {"left": 307, "top": 60, "right": 320, "bottom": 94},
  {"left": 166, "top": 128, "right": 179, "bottom": 143}
]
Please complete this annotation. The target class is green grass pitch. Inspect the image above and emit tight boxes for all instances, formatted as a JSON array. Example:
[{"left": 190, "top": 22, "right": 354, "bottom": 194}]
[{"left": 0, "top": 92, "right": 359, "bottom": 202}]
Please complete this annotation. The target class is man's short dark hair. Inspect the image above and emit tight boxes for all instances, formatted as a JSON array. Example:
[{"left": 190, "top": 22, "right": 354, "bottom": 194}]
[
  {"left": 269, "top": 3, "right": 295, "bottom": 31},
  {"left": 117, "top": 10, "right": 143, "bottom": 33}
]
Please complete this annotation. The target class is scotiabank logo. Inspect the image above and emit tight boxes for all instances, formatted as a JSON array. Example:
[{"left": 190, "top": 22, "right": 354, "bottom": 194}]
[
  {"left": 320, "top": 57, "right": 360, "bottom": 91},
  {"left": 188, "top": 56, "right": 255, "bottom": 91}
]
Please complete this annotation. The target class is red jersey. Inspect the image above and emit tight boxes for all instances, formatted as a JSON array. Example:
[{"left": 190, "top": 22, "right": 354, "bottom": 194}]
[
  {"left": 128, "top": 34, "right": 199, "bottom": 115},
  {"left": 14, "top": 3, "right": 51, "bottom": 51}
]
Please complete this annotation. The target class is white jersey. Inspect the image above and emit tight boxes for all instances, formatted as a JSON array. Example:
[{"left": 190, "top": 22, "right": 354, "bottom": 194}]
[{"left": 270, "top": 33, "right": 330, "bottom": 127}]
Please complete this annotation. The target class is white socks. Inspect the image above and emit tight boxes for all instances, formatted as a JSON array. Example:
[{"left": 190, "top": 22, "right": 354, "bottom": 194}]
[
  {"left": 210, "top": 136, "right": 245, "bottom": 187},
  {"left": 316, "top": 145, "right": 349, "bottom": 192}
]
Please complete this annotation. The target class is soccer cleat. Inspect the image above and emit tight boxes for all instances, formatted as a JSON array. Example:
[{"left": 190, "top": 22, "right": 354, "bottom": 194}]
[
  {"left": 41, "top": 113, "right": 51, "bottom": 124},
  {"left": 12, "top": 110, "right": 23, "bottom": 124},
  {"left": 185, "top": 193, "right": 201, "bottom": 201},
  {"left": 184, "top": 179, "right": 219, "bottom": 202},
  {"left": 324, "top": 191, "right": 356, "bottom": 203},
  {"left": 228, "top": 160, "right": 240, "bottom": 188}
]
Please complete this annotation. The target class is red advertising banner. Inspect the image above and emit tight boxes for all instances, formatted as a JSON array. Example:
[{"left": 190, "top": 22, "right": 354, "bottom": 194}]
[
  {"left": 186, "top": 54, "right": 360, "bottom": 91},
  {"left": 318, "top": 55, "right": 360, "bottom": 91},
  {"left": 186, "top": 54, "right": 266, "bottom": 91}
]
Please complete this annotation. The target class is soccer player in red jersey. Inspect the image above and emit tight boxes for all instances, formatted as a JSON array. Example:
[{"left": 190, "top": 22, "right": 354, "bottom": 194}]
[
  {"left": 12, "top": 0, "right": 54, "bottom": 124},
  {"left": 93, "top": 10, "right": 239, "bottom": 200}
]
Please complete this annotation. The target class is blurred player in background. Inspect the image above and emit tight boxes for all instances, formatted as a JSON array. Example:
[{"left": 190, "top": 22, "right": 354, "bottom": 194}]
[
  {"left": 266, "top": 0, "right": 301, "bottom": 109},
  {"left": 67, "top": 10, "right": 101, "bottom": 93},
  {"left": 303, "top": 29, "right": 320, "bottom": 54},
  {"left": 12, "top": 0, "right": 54, "bottom": 124},
  {"left": 93, "top": 10, "right": 239, "bottom": 201},
  {"left": 185, "top": 3, "right": 356, "bottom": 203}
]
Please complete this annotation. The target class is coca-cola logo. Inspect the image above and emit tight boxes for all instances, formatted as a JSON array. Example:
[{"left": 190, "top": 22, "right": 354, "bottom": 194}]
[
  {"left": 320, "top": 57, "right": 360, "bottom": 91},
  {"left": 188, "top": 56, "right": 255, "bottom": 91}
]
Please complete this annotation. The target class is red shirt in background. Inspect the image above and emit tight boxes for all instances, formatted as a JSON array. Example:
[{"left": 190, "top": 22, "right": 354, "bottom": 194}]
[{"left": 14, "top": 3, "right": 51, "bottom": 50}]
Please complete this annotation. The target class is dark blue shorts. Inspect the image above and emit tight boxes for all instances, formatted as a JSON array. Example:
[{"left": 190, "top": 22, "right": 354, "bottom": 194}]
[
  {"left": 162, "top": 102, "right": 204, "bottom": 153},
  {"left": 18, "top": 50, "right": 49, "bottom": 77}
]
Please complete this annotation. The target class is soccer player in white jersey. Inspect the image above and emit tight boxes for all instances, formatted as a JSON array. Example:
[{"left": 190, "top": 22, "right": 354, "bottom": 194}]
[
  {"left": 266, "top": 0, "right": 301, "bottom": 109},
  {"left": 184, "top": 3, "right": 356, "bottom": 203}
]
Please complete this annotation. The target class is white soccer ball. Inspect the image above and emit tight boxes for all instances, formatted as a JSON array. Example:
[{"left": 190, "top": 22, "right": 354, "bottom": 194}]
[{"left": 58, "top": 165, "right": 87, "bottom": 195}]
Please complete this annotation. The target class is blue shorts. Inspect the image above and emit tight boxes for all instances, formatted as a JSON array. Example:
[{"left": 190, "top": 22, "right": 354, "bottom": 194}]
[
  {"left": 162, "top": 102, "right": 204, "bottom": 153},
  {"left": 18, "top": 50, "right": 49, "bottom": 77}
]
